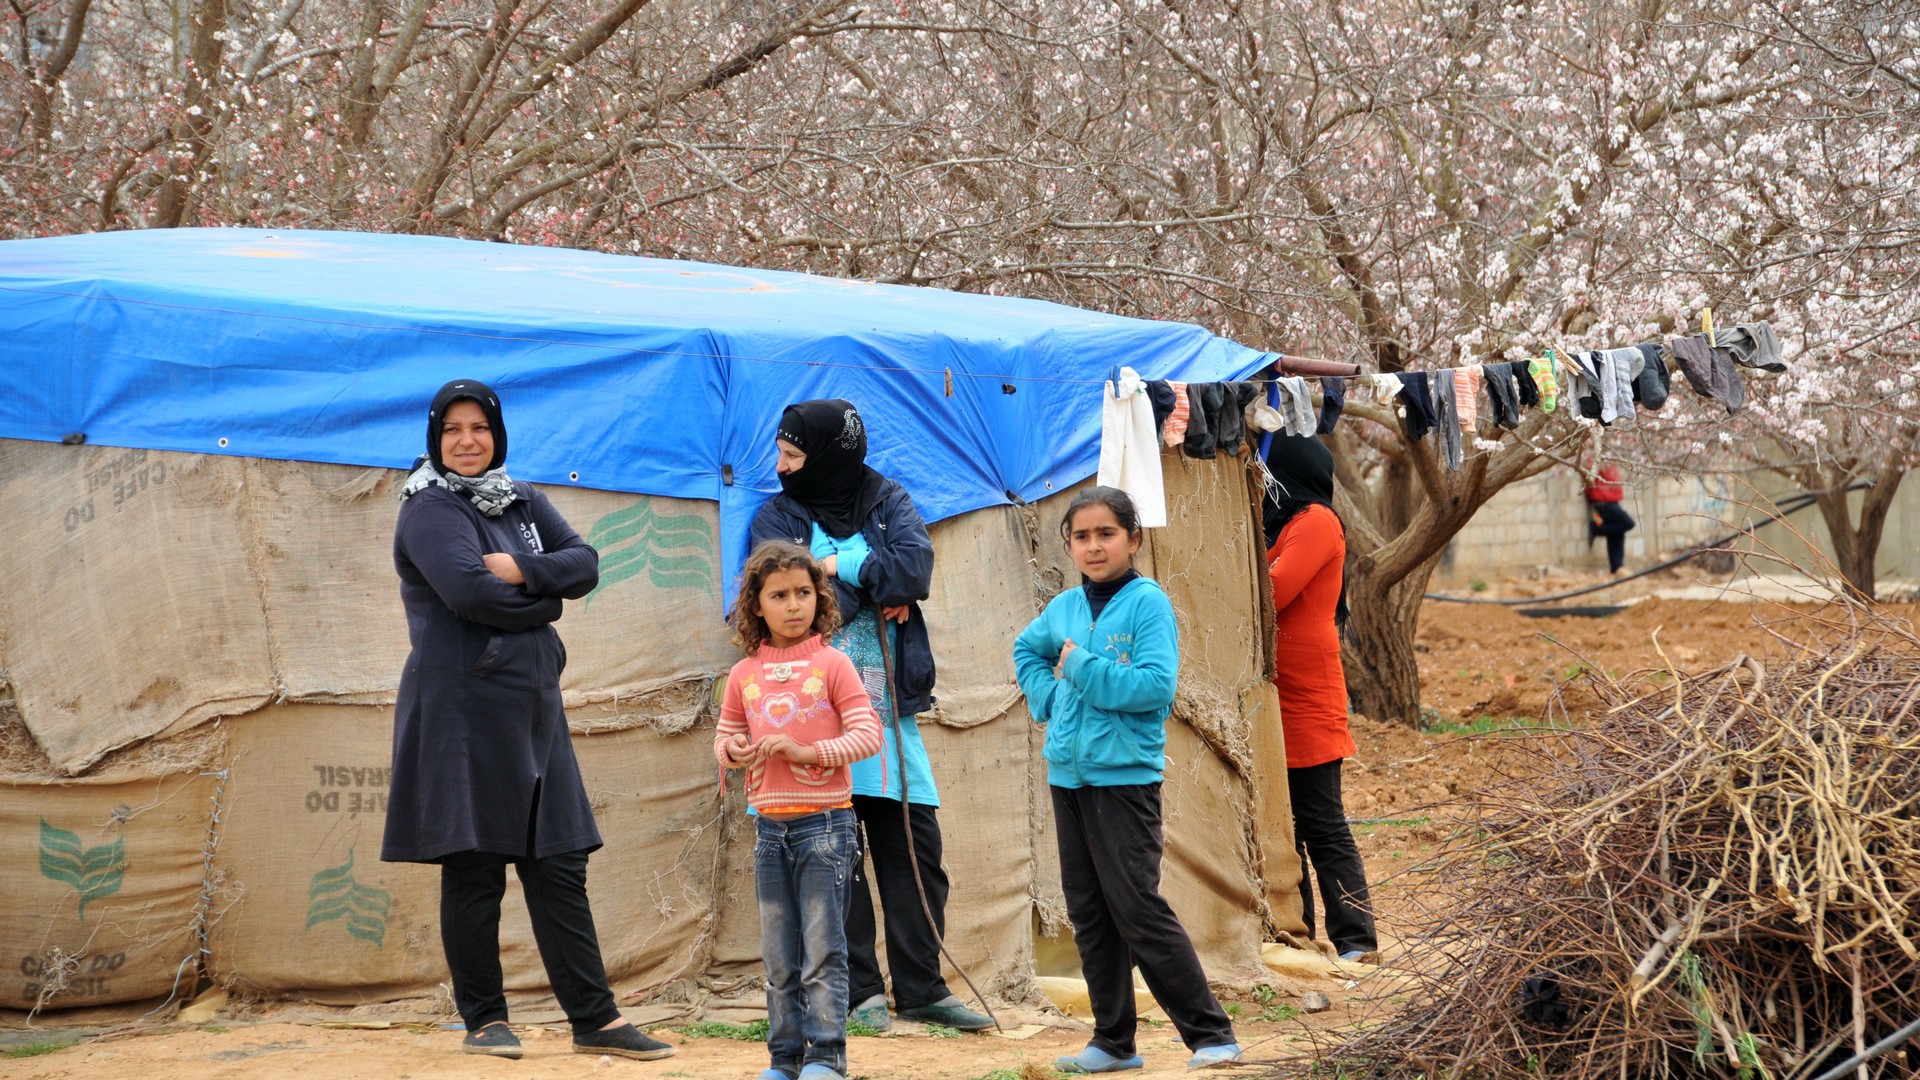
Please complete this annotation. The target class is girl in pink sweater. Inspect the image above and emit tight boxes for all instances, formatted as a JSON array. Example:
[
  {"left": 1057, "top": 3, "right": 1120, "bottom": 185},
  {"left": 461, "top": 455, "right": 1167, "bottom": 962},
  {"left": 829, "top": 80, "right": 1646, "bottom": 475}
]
[{"left": 716, "top": 541, "right": 882, "bottom": 1080}]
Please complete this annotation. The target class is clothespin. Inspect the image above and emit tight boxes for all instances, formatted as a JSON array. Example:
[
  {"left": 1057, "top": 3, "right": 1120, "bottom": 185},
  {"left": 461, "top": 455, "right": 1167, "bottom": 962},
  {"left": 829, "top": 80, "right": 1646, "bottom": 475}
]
[
  {"left": 943, "top": 367, "right": 953, "bottom": 398},
  {"left": 1703, "top": 307, "right": 1716, "bottom": 348},
  {"left": 1107, "top": 365, "right": 1122, "bottom": 397}
]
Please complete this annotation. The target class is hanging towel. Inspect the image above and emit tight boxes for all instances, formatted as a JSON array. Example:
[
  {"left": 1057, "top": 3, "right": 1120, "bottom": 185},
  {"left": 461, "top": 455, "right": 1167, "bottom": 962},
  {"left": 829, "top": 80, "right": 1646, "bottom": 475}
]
[
  {"left": 1529, "top": 354, "right": 1559, "bottom": 412},
  {"left": 1397, "top": 371, "right": 1437, "bottom": 441},
  {"left": 1316, "top": 376, "right": 1347, "bottom": 434},
  {"left": 1433, "top": 372, "right": 1462, "bottom": 471},
  {"left": 1100, "top": 367, "right": 1167, "bottom": 527},
  {"left": 1632, "top": 343, "right": 1670, "bottom": 410},
  {"left": 1481, "top": 363, "right": 1521, "bottom": 429},
  {"left": 1721, "top": 321, "right": 1787, "bottom": 372},
  {"left": 1163, "top": 382, "right": 1191, "bottom": 446}
]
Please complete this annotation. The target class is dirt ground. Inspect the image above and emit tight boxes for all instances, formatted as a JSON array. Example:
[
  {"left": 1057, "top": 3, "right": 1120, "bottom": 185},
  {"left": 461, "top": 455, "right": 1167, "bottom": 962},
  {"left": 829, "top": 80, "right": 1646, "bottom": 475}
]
[{"left": 7, "top": 574, "right": 1914, "bottom": 1079}]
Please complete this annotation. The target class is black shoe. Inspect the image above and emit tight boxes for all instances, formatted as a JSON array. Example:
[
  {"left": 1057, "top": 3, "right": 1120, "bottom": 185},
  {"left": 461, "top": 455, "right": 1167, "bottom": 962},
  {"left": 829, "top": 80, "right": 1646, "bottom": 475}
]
[
  {"left": 462, "top": 1022, "right": 524, "bottom": 1058},
  {"left": 572, "top": 1023, "right": 678, "bottom": 1061}
]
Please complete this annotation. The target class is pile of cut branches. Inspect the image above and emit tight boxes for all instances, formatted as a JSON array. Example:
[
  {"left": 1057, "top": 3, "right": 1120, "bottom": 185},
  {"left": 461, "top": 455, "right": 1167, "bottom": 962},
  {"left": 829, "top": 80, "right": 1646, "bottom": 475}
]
[{"left": 1320, "top": 610, "right": 1920, "bottom": 1079}]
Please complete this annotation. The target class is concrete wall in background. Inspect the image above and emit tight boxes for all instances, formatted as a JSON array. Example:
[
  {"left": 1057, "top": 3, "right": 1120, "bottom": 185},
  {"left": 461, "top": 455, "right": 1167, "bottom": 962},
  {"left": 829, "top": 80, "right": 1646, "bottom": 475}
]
[{"left": 1432, "top": 466, "right": 1919, "bottom": 589}]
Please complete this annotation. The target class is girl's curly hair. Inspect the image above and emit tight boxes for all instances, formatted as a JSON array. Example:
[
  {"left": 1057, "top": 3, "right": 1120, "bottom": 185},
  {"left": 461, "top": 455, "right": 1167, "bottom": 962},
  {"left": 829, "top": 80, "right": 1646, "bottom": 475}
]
[{"left": 729, "top": 540, "right": 841, "bottom": 652}]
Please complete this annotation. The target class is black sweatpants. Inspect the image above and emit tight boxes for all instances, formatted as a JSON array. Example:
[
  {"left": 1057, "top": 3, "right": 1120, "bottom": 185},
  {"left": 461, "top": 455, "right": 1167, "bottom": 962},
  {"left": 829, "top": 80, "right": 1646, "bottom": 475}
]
[
  {"left": 1588, "top": 501, "right": 1635, "bottom": 573},
  {"left": 1286, "top": 760, "right": 1377, "bottom": 955},
  {"left": 439, "top": 848, "right": 623, "bottom": 1035},
  {"left": 845, "top": 795, "right": 954, "bottom": 1010},
  {"left": 1051, "top": 784, "right": 1237, "bottom": 1057}
]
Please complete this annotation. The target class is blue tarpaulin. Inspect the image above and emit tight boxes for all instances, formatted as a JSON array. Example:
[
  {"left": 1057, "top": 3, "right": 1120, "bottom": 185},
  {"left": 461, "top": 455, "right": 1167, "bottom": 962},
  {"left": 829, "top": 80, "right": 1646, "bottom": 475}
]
[{"left": 0, "top": 228, "right": 1270, "bottom": 589}]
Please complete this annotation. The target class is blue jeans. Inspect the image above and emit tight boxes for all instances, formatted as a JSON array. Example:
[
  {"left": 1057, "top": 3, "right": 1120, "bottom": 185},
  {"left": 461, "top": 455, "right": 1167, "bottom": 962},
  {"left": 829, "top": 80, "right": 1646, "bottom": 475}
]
[{"left": 755, "top": 808, "right": 857, "bottom": 1075}]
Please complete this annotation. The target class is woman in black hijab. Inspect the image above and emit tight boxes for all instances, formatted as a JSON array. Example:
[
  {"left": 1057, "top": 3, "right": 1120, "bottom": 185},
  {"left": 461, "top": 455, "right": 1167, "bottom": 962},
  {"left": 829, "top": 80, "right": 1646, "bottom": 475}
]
[
  {"left": 1261, "top": 433, "right": 1375, "bottom": 962},
  {"left": 382, "top": 379, "right": 675, "bottom": 1062},
  {"left": 749, "top": 399, "right": 991, "bottom": 1033}
]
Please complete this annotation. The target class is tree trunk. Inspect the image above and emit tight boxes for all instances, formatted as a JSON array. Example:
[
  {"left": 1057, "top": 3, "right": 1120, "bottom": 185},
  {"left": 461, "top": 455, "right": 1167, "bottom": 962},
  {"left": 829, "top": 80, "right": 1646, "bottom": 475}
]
[
  {"left": 1340, "top": 551, "right": 1440, "bottom": 725},
  {"left": 1813, "top": 466, "right": 1906, "bottom": 603}
]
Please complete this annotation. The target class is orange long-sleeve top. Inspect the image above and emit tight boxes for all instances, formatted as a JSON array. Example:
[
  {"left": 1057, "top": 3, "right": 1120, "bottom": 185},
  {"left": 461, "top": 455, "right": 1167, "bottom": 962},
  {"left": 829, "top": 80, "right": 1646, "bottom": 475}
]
[{"left": 1268, "top": 504, "right": 1357, "bottom": 769}]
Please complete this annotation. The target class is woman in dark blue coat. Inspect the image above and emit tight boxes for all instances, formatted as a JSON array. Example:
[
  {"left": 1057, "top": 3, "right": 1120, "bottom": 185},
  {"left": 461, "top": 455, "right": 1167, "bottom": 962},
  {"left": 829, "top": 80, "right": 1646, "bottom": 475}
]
[
  {"left": 381, "top": 378, "right": 674, "bottom": 1064},
  {"left": 749, "top": 399, "right": 991, "bottom": 1033}
]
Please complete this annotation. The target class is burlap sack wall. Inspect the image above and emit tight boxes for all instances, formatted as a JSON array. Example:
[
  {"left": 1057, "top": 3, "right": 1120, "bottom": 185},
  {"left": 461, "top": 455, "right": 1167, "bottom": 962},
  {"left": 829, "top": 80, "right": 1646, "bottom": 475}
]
[
  {"left": 3, "top": 438, "right": 1296, "bottom": 1010},
  {"left": 0, "top": 440, "right": 276, "bottom": 774},
  {"left": 209, "top": 703, "right": 730, "bottom": 1005},
  {"left": 0, "top": 768, "right": 218, "bottom": 1009}
]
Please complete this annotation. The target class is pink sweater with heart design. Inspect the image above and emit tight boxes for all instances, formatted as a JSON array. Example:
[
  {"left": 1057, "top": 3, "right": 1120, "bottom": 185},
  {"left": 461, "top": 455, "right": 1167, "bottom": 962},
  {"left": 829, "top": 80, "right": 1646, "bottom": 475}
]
[{"left": 714, "top": 635, "right": 883, "bottom": 813}]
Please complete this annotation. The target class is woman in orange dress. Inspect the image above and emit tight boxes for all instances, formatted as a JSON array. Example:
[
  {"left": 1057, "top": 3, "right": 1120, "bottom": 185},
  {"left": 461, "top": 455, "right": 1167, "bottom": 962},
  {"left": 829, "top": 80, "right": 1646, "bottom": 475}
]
[{"left": 1263, "top": 433, "right": 1376, "bottom": 961}]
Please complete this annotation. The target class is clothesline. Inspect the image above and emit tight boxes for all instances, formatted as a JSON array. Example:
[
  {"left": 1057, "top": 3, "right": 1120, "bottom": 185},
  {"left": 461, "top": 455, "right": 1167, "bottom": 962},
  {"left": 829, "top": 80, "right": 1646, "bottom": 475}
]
[{"left": 1098, "top": 319, "right": 1790, "bottom": 518}]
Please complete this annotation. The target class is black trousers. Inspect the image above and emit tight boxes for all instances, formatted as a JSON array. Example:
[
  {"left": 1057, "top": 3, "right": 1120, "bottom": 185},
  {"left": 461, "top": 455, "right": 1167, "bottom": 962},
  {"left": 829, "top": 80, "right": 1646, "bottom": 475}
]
[
  {"left": 1051, "top": 784, "right": 1236, "bottom": 1057},
  {"left": 439, "top": 848, "right": 623, "bottom": 1034},
  {"left": 1287, "top": 760, "right": 1377, "bottom": 955},
  {"left": 1588, "top": 501, "right": 1635, "bottom": 573},
  {"left": 845, "top": 795, "right": 954, "bottom": 1009}
]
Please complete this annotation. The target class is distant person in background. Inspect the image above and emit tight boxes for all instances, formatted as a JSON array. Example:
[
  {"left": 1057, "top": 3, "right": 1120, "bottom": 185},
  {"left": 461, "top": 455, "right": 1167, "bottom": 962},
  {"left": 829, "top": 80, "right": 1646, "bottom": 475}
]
[
  {"left": 382, "top": 379, "right": 675, "bottom": 1063},
  {"left": 749, "top": 399, "right": 992, "bottom": 1034},
  {"left": 1262, "top": 433, "right": 1376, "bottom": 963},
  {"left": 1585, "top": 463, "right": 1635, "bottom": 575}
]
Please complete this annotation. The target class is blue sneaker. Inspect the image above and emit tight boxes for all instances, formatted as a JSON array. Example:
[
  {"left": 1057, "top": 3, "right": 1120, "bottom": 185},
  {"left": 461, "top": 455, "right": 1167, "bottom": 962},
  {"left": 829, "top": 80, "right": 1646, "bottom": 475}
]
[
  {"left": 1055, "top": 1045, "right": 1145, "bottom": 1073},
  {"left": 1187, "top": 1043, "right": 1243, "bottom": 1069},
  {"left": 758, "top": 1070, "right": 798, "bottom": 1080},
  {"left": 797, "top": 1065, "right": 846, "bottom": 1080},
  {"left": 1338, "top": 949, "right": 1369, "bottom": 963}
]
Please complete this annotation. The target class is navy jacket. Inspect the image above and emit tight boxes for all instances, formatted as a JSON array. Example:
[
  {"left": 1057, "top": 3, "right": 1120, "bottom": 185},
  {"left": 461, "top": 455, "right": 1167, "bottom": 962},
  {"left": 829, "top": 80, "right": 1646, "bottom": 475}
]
[
  {"left": 750, "top": 478, "right": 937, "bottom": 716},
  {"left": 381, "top": 483, "right": 601, "bottom": 863}
]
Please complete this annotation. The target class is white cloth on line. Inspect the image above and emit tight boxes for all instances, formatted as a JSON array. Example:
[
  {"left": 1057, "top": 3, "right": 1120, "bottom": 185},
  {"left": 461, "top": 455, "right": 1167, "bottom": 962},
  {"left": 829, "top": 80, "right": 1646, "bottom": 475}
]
[
  {"left": 1098, "top": 366, "right": 1167, "bottom": 527},
  {"left": 1276, "top": 376, "right": 1318, "bottom": 435}
]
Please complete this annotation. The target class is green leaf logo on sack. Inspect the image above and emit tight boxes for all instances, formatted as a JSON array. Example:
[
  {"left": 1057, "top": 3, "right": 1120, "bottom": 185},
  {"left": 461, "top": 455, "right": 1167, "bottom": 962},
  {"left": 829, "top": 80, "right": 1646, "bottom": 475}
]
[
  {"left": 307, "top": 848, "right": 392, "bottom": 947},
  {"left": 584, "top": 497, "right": 716, "bottom": 602},
  {"left": 39, "top": 818, "right": 126, "bottom": 920}
]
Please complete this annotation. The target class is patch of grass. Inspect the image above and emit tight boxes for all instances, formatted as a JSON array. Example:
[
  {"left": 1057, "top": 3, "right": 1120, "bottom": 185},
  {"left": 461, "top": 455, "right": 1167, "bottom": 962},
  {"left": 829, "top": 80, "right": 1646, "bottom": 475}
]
[
  {"left": 1421, "top": 714, "right": 1554, "bottom": 737},
  {"left": 1260, "top": 1003, "right": 1302, "bottom": 1023},
  {"left": 924, "top": 1023, "right": 961, "bottom": 1039},
  {"left": 846, "top": 1018, "right": 885, "bottom": 1037},
  {"left": 1224, "top": 1002, "right": 1243, "bottom": 1019},
  {"left": 200, "top": 1024, "right": 230, "bottom": 1034},
  {"left": 673, "top": 1019, "right": 769, "bottom": 1041},
  {"left": 6, "top": 1039, "right": 77, "bottom": 1058},
  {"left": 1350, "top": 815, "right": 1432, "bottom": 830},
  {"left": 1469, "top": 579, "right": 1488, "bottom": 593}
]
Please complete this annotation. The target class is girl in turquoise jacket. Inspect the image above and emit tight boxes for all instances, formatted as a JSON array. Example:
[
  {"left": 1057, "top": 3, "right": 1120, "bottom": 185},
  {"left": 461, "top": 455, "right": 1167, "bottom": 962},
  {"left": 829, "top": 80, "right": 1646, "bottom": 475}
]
[{"left": 1013, "top": 486, "right": 1241, "bottom": 1074}]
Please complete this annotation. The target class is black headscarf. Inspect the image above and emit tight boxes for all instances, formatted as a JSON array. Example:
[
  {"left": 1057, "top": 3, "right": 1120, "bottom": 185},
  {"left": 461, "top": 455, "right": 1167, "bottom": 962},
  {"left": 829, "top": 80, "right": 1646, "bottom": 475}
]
[
  {"left": 427, "top": 378, "right": 508, "bottom": 473},
  {"left": 1262, "top": 433, "right": 1348, "bottom": 624},
  {"left": 400, "top": 378, "right": 517, "bottom": 516},
  {"left": 775, "top": 399, "right": 887, "bottom": 539}
]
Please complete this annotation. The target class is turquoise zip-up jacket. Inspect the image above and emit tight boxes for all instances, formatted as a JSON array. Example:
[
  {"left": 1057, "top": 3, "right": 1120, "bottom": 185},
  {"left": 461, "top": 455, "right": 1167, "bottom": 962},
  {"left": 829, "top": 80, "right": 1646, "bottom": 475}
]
[{"left": 1013, "top": 576, "right": 1179, "bottom": 789}]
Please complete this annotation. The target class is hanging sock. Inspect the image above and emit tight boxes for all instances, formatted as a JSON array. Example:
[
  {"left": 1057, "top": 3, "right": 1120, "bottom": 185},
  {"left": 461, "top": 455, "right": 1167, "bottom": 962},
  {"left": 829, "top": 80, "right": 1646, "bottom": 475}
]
[
  {"left": 1099, "top": 367, "right": 1167, "bottom": 527},
  {"left": 1316, "top": 376, "right": 1347, "bottom": 434},
  {"left": 1508, "top": 359, "right": 1539, "bottom": 410},
  {"left": 1481, "top": 363, "right": 1521, "bottom": 429},
  {"left": 1721, "top": 321, "right": 1787, "bottom": 372},
  {"left": 1433, "top": 371, "right": 1463, "bottom": 471},
  {"left": 1182, "top": 383, "right": 1221, "bottom": 456},
  {"left": 1631, "top": 343, "right": 1671, "bottom": 410},
  {"left": 1529, "top": 353, "right": 1560, "bottom": 413},
  {"left": 1277, "top": 376, "right": 1317, "bottom": 435},
  {"left": 1146, "top": 380, "right": 1177, "bottom": 434},
  {"left": 1669, "top": 335, "right": 1745, "bottom": 413},
  {"left": 1396, "top": 371, "right": 1437, "bottom": 441},
  {"left": 1603, "top": 348, "right": 1640, "bottom": 426},
  {"left": 1453, "top": 365, "right": 1483, "bottom": 439},
  {"left": 1162, "top": 383, "right": 1191, "bottom": 447}
]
